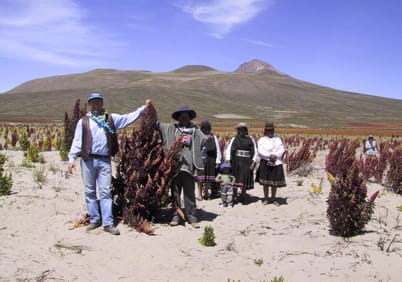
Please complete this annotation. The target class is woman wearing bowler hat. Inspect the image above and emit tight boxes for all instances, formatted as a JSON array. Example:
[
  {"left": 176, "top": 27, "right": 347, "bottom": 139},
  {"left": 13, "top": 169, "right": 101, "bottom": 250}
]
[
  {"left": 256, "top": 122, "right": 286, "bottom": 206},
  {"left": 196, "top": 120, "right": 222, "bottom": 200},
  {"left": 158, "top": 106, "right": 207, "bottom": 228},
  {"left": 224, "top": 123, "right": 257, "bottom": 204}
]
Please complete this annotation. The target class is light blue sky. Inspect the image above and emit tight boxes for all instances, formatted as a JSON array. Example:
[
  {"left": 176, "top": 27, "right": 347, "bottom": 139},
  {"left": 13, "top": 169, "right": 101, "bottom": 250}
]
[{"left": 1, "top": 0, "right": 401, "bottom": 100}]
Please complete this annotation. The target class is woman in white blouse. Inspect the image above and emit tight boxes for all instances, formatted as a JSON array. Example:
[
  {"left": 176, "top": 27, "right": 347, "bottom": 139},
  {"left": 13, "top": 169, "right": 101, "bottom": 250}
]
[{"left": 256, "top": 122, "right": 286, "bottom": 206}]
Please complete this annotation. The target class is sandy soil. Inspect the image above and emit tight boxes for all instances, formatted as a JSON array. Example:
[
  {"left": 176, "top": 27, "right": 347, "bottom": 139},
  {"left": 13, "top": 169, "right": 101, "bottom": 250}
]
[{"left": 0, "top": 150, "right": 401, "bottom": 282}]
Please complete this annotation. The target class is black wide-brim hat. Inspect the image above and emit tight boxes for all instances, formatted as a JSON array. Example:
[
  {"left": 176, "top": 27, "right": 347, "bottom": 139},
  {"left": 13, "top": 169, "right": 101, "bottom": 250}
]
[{"left": 172, "top": 106, "right": 197, "bottom": 121}]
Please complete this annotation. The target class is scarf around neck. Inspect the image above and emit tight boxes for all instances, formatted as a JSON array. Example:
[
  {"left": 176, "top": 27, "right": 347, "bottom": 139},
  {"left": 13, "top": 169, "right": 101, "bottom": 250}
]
[{"left": 89, "top": 111, "right": 115, "bottom": 134}]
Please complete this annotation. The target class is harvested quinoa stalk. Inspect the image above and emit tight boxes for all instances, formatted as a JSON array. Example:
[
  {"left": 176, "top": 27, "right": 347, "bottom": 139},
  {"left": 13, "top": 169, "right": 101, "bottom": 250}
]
[{"left": 112, "top": 104, "right": 183, "bottom": 234}]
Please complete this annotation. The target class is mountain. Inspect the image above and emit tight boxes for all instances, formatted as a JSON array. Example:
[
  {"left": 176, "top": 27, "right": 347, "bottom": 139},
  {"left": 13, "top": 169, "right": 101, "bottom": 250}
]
[
  {"left": 0, "top": 59, "right": 401, "bottom": 127},
  {"left": 234, "top": 59, "right": 283, "bottom": 75},
  {"left": 172, "top": 65, "right": 216, "bottom": 73}
]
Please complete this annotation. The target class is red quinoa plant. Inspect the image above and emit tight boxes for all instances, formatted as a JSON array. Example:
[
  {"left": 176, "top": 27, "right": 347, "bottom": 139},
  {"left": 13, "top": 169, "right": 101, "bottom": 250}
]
[
  {"left": 60, "top": 99, "right": 86, "bottom": 161},
  {"left": 374, "top": 142, "right": 390, "bottom": 184},
  {"left": 113, "top": 104, "right": 183, "bottom": 234},
  {"left": 359, "top": 154, "right": 378, "bottom": 181},
  {"left": 286, "top": 138, "right": 315, "bottom": 174},
  {"left": 326, "top": 139, "right": 359, "bottom": 179},
  {"left": 326, "top": 140, "right": 379, "bottom": 237},
  {"left": 385, "top": 146, "right": 402, "bottom": 194}
]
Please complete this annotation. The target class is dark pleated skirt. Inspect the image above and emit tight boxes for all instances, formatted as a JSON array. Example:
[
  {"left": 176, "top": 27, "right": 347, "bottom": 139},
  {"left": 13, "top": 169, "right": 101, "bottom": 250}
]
[
  {"left": 196, "top": 156, "right": 217, "bottom": 183},
  {"left": 232, "top": 156, "right": 254, "bottom": 190},
  {"left": 256, "top": 160, "right": 286, "bottom": 187}
]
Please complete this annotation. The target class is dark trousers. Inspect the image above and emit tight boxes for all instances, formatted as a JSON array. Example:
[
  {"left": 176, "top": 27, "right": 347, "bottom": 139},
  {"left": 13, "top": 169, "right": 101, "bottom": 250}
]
[{"left": 172, "top": 171, "right": 197, "bottom": 223}]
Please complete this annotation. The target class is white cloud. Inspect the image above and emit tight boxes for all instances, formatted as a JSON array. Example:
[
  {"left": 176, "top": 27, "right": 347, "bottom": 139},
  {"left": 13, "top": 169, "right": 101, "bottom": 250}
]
[
  {"left": 178, "top": 0, "right": 271, "bottom": 38},
  {"left": 0, "top": 0, "right": 121, "bottom": 67},
  {"left": 240, "top": 38, "right": 284, "bottom": 48}
]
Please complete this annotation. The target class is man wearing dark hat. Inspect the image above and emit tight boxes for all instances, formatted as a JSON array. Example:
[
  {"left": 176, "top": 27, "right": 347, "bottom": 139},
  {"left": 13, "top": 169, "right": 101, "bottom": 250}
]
[
  {"left": 68, "top": 93, "right": 151, "bottom": 235},
  {"left": 158, "top": 106, "right": 207, "bottom": 228}
]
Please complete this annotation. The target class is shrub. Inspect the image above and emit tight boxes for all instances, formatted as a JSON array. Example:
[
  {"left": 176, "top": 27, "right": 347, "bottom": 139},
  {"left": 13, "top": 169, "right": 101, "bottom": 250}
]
[
  {"left": 41, "top": 138, "right": 48, "bottom": 152},
  {"left": 48, "top": 161, "right": 60, "bottom": 175},
  {"left": 52, "top": 137, "right": 60, "bottom": 151},
  {"left": 327, "top": 162, "right": 379, "bottom": 237},
  {"left": 21, "top": 159, "right": 35, "bottom": 168},
  {"left": 286, "top": 139, "right": 314, "bottom": 174},
  {"left": 59, "top": 135, "right": 69, "bottom": 161},
  {"left": 0, "top": 153, "right": 6, "bottom": 169},
  {"left": 385, "top": 147, "right": 402, "bottom": 194},
  {"left": 271, "top": 276, "right": 285, "bottom": 282},
  {"left": 326, "top": 139, "right": 359, "bottom": 179},
  {"left": 375, "top": 143, "right": 390, "bottom": 184},
  {"left": 0, "top": 153, "right": 12, "bottom": 196},
  {"left": 199, "top": 225, "right": 216, "bottom": 246},
  {"left": 27, "top": 143, "right": 40, "bottom": 162},
  {"left": 60, "top": 99, "right": 86, "bottom": 161},
  {"left": 0, "top": 172, "right": 12, "bottom": 196},
  {"left": 19, "top": 131, "right": 29, "bottom": 151},
  {"left": 359, "top": 154, "right": 378, "bottom": 180},
  {"left": 64, "top": 99, "right": 86, "bottom": 151},
  {"left": 33, "top": 166, "right": 48, "bottom": 189},
  {"left": 11, "top": 130, "right": 18, "bottom": 148},
  {"left": 39, "top": 153, "right": 46, "bottom": 164}
]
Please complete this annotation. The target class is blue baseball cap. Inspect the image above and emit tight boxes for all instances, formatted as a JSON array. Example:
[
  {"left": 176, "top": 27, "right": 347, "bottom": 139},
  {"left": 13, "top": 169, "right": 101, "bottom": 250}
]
[
  {"left": 219, "top": 163, "right": 231, "bottom": 171},
  {"left": 88, "top": 93, "right": 103, "bottom": 102}
]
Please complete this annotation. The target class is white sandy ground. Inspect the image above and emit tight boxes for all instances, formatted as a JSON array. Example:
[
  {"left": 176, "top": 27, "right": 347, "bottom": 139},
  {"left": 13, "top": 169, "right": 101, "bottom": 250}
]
[{"left": 0, "top": 150, "right": 401, "bottom": 282}]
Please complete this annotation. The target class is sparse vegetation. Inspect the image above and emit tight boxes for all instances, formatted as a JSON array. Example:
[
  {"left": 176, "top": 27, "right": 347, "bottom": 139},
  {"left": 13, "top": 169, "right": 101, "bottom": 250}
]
[
  {"left": 21, "top": 159, "right": 35, "bottom": 168},
  {"left": 59, "top": 135, "right": 69, "bottom": 161},
  {"left": 39, "top": 153, "right": 46, "bottom": 164},
  {"left": 0, "top": 153, "right": 12, "bottom": 196},
  {"left": 48, "top": 161, "right": 60, "bottom": 175},
  {"left": 27, "top": 143, "right": 40, "bottom": 162},
  {"left": 199, "top": 225, "right": 216, "bottom": 247},
  {"left": 271, "top": 276, "right": 285, "bottom": 282},
  {"left": 19, "top": 130, "right": 29, "bottom": 151},
  {"left": 253, "top": 258, "right": 264, "bottom": 267},
  {"left": 296, "top": 178, "right": 304, "bottom": 186},
  {"left": 33, "top": 166, "right": 48, "bottom": 189}
]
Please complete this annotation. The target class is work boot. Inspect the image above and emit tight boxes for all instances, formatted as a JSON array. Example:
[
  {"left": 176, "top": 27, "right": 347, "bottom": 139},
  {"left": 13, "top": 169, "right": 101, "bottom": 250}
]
[
  {"left": 170, "top": 215, "right": 182, "bottom": 227},
  {"left": 104, "top": 225, "right": 120, "bottom": 235},
  {"left": 190, "top": 222, "right": 200, "bottom": 229},
  {"left": 86, "top": 222, "right": 101, "bottom": 231}
]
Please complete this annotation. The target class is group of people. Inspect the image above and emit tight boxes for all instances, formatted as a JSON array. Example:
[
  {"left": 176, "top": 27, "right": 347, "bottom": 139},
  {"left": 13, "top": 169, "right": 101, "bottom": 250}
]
[
  {"left": 68, "top": 94, "right": 286, "bottom": 235},
  {"left": 197, "top": 121, "right": 286, "bottom": 208}
]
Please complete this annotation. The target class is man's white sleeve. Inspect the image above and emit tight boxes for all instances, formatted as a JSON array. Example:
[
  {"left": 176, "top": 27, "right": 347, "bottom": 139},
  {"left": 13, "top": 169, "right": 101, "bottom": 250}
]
[
  {"left": 68, "top": 120, "right": 83, "bottom": 163},
  {"left": 112, "top": 105, "right": 146, "bottom": 130}
]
